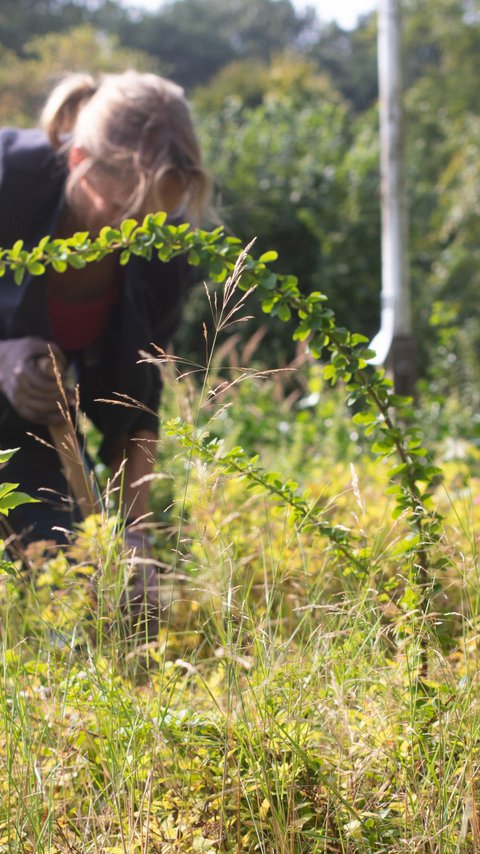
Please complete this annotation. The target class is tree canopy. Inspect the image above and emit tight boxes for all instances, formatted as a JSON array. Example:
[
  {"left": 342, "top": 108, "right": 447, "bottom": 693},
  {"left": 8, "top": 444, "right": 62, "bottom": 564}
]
[{"left": 0, "top": 0, "right": 478, "bottom": 380}]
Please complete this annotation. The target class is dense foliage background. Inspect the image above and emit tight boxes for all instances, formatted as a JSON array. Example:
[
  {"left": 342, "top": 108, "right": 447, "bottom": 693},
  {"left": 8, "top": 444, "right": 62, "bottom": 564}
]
[
  {"left": 1, "top": 3, "right": 480, "bottom": 850},
  {"left": 1, "top": 0, "right": 479, "bottom": 391}
]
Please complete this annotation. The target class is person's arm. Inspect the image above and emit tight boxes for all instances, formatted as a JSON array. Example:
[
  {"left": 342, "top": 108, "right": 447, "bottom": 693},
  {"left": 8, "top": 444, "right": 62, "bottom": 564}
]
[
  {"left": 110, "top": 429, "right": 158, "bottom": 524},
  {"left": 109, "top": 251, "right": 194, "bottom": 522}
]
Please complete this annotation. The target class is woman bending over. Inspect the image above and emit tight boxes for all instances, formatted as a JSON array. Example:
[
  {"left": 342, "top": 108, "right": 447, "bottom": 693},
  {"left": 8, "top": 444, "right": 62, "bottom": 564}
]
[{"left": 0, "top": 71, "right": 211, "bottom": 625}]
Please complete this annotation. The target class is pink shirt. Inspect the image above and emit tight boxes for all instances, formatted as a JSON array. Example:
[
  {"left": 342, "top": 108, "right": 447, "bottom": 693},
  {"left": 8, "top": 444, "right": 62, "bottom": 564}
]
[{"left": 47, "top": 279, "right": 119, "bottom": 352}]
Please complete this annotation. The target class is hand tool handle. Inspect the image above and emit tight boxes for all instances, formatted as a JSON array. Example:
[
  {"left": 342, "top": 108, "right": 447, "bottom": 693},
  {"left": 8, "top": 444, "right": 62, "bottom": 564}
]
[{"left": 37, "top": 355, "right": 99, "bottom": 519}]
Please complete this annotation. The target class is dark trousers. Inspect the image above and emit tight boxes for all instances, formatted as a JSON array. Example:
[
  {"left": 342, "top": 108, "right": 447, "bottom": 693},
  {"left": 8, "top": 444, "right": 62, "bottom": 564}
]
[{"left": 0, "top": 407, "right": 82, "bottom": 547}]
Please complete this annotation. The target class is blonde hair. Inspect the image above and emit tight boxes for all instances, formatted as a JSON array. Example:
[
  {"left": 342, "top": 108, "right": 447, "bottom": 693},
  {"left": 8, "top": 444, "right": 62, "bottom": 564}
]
[{"left": 41, "top": 70, "right": 211, "bottom": 225}]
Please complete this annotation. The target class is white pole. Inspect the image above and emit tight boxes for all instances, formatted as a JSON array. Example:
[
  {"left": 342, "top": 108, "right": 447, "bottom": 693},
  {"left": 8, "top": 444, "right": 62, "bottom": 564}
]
[{"left": 371, "top": 0, "right": 416, "bottom": 392}]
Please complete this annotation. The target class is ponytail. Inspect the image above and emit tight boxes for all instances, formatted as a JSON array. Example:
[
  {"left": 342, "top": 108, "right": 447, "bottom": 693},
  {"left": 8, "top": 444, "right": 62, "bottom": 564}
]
[{"left": 41, "top": 73, "right": 97, "bottom": 149}]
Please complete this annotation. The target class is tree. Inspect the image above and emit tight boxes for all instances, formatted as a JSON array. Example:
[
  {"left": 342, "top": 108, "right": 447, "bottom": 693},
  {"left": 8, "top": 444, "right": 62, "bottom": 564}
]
[
  {"left": 188, "top": 56, "right": 381, "bottom": 363},
  {"left": 98, "top": 0, "right": 316, "bottom": 89},
  {"left": 0, "top": 25, "right": 160, "bottom": 127},
  {"left": 108, "top": 1, "right": 234, "bottom": 88},
  {"left": 400, "top": 0, "right": 480, "bottom": 393},
  {"left": 0, "top": 0, "right": 87, "bottom": 54},
  {"left": 308, "top": 16, "right": 378, "bottom": 112}
]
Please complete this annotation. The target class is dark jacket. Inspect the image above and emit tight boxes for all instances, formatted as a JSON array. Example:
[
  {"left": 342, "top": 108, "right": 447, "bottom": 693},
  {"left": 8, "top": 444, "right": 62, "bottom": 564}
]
[{"left": 0, "top": 128, "right": 190, "bottom": 463}]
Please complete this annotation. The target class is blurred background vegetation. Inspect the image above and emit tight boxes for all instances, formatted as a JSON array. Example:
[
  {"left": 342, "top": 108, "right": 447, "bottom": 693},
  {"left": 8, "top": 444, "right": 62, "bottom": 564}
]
[
  {"left": 1, "top": 10, "right": 480, "bottom": 846},
  {"left": 0, "top": 0, "right": 479, "bottom": 413}
]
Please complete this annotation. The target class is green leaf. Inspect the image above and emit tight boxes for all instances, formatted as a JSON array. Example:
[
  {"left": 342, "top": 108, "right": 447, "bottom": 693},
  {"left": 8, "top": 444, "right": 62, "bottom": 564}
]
[
  {"left": 120, "top": 219, "right": 138, "bottom": 239},
  {"left": 71, "top": 231, "right": 90, "bottom": 245},
  {"left": 14, "top": 267, "right": 25, "bottom": 285},
  {"left": 277, "top": 303, "right": 291, "bottom": 322},
  {"left": 292, "top": 326, "right": 310, "bottom": 342},
  {"left": 259, "top": 272, "right": 277, "bottom": 290},
  {"left": 0, "top": 559, "right": 16, "bottom": 577},
  {"left": 67, "top": 254, "right": 87, "bottom": 270},
  {"left": 390, "top": 463, "right": 409, "bottom": 477},
  {"left": 10, "top": 240, "right": 24, "bottom": 258},
  {"left": 352, "top": 412, "right": 376, "bottom": 426},
  {"left": 99, "top": 226, "right": 120, "bottom": 243},
  {"left": 0, "top": 482, "right": 20, "bottom": 500},
  {"left": 0, "top": 448, "right": 19, "bottom": 464},
  {"left": 175, "top": 222, "right": 191, "bottom": 235},
  {"left": 389, "top": 394, "right": 413, "bottom": 407},
  {"left": 37, "top": 235, "right": 51, "bottom": 250},
  {"left": 146, "top": 211, "right": 167, "bottom": 228},
  {"left": 323, "top": 364, "right": 337, "bottom": 382},
  {"left": 27, "top": 261, "right": 46, "bottom": 276},
  {"left": 385, "top": 484, "right": 402, "bottom": 496},
  {"left": 309, "top": 334, "right": 328, "bottom": 358},
  {"left": 157, "top": 245, "right": 172, "bottom": 262},
  {"left": 258, "top": 250, "right": 278, "bottom": 263},
  {"left": 371, "top": 439, "right": 394, "bottom": 454},
  {"left": 0, "top": 490, "right": 38, "bottom": 515},
  {"left": 357, "top": 348, "right": 376, "bottom": 360},
  {"left": 208, "top": 258, "right": 228, "bottom": 281}
]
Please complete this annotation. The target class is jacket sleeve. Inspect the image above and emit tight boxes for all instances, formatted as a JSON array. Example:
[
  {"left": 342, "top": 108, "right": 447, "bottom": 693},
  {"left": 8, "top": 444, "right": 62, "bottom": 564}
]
[
  {"left": 0, "top": 128, "right": 64, "bottom": 249},
  {"left": 0, "top": 128, "right": 65, "bottom": 340}
]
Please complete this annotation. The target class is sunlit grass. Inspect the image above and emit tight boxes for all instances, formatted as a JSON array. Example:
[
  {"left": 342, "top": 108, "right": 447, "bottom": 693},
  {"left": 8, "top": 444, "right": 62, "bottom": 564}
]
[
  {"left": 1, "top": 268, "right": 480, "bottom": 851},
  {"left": 1, "top": 406, "right": 480, "bottom": 852}
]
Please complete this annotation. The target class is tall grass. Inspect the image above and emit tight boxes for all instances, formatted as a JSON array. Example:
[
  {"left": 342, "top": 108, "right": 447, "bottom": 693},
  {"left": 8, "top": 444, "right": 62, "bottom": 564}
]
[{"left": 1, "top": 271, "right": 480, "bottom": 852}]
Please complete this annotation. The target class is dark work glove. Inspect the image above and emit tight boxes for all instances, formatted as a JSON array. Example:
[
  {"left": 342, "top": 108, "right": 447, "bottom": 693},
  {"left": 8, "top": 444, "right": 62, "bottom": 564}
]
[{"left": 0, "top": 337, "right": 67, "bottom": 424}]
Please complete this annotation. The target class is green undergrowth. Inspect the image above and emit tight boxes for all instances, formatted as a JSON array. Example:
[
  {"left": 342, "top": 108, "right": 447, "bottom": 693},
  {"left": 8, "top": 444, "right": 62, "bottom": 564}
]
[
  {"left": 1, "top": 365, "right": 480, "bottom": 853},
  {"left": 0, "top": 220, "right": 479, "bottom": 850}
]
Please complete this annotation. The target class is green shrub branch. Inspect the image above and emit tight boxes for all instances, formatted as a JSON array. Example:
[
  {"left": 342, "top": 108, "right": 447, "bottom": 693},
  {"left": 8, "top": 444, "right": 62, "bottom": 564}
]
[
  {"left": 164, "top": 418, "right": 368, "bottom": 573},
  {"left": 1, "top": 214, "right": 443, "bottom": 596}
]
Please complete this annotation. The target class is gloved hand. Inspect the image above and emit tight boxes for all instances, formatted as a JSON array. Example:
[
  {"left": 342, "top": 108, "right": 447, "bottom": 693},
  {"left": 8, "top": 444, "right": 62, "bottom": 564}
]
[{"left": 0, "top": 337, "right": 68, "bottom": 424}]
